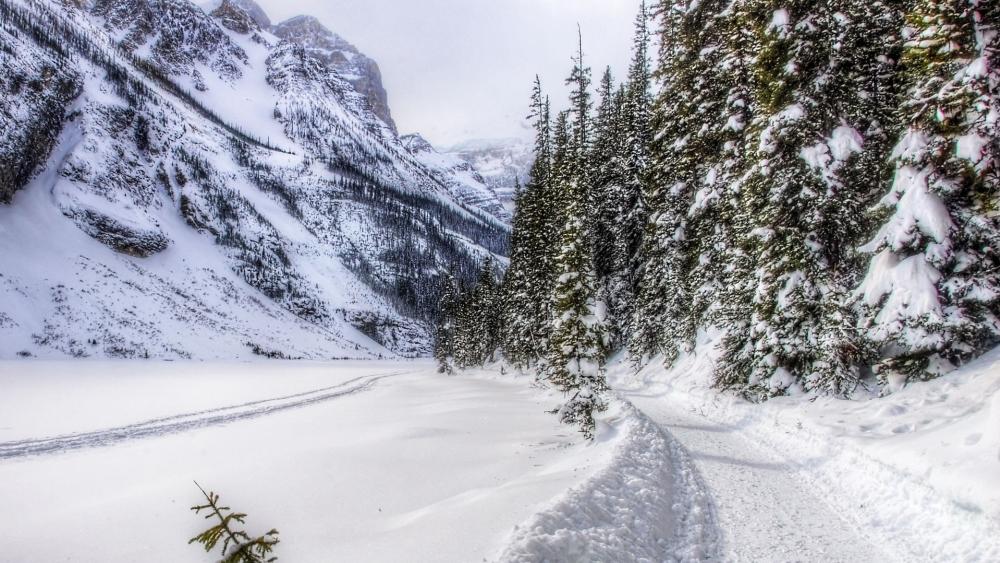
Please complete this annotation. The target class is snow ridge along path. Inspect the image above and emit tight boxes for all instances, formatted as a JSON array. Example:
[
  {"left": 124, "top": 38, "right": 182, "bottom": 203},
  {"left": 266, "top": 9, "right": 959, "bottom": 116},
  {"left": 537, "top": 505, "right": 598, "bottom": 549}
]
[
  {"left": 0, "top": 370, "right": 408, "bottom": 460},
  {"left": 499, "top": 400, "right": 719, "bottom": 563}
]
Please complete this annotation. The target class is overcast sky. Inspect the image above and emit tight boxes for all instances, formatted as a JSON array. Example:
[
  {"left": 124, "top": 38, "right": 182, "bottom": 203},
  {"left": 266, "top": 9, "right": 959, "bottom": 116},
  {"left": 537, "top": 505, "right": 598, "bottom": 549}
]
[{"left": 254, "top": 0, "right": 640, "bottom": 148}]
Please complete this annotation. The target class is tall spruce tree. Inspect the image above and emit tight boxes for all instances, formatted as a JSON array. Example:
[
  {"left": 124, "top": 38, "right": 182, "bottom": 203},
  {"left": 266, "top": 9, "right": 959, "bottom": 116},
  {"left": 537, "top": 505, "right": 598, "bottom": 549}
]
[
  {"left": 546, "top": 32, "right": 610, "bottom": 439},
  {"left": 433, "top": 273, "right": 460, "bottom": 374},
  {"left": 501, "top": 78, "right": 555, "bottom": 368},
  {"left": 547, "top": 194, "right": 609, "bottom": 440},
  {"left": 590, "top": 67, "right": 629, "bottom": 347},
  {"left": 615, "top": 1, "right": 654, "bottom": 344},
  {"left": 632, "top": 0, "right": 751, "bottom": 365},
  {"left": 856, "top": 0, "right": 1000, "bottom": 387}
]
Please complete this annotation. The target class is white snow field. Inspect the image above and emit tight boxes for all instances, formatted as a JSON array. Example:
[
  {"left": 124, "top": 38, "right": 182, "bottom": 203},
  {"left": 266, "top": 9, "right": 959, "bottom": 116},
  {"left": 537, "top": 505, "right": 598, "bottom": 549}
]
[
  {"left": 2, "top": 350, "right": 997, "bottom": 562},
  {"left": 0, "top": 360, "right": 624, "bottom": 562},
  {"left": 610, "top": 332, "right": 1000, "bottom": 563}
]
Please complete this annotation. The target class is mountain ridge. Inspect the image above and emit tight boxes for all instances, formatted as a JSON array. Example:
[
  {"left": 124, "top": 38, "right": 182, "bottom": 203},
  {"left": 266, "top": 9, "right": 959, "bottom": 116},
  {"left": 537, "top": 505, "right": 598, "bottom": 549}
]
[{"left": 0, "top": 0, "right": 508, "bottom": 360}]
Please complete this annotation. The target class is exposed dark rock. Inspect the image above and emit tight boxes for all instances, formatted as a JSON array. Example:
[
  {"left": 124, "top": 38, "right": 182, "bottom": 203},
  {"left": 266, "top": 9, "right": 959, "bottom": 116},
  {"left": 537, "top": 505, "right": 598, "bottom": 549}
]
[
  {"left": 91, "top": 0, "right": 248, "bottom": 83},
  {"left": 227, "top": 0, "right": 271, "bottom": 29},
  {"left": 210, "top": 0, "right": 260, "bottom": 35},
  {"left": 0, "top": 42, "right": 80, "bottom": 203},
  {"left": 68, "top": 209, "right": 171, "bottom": 257}
]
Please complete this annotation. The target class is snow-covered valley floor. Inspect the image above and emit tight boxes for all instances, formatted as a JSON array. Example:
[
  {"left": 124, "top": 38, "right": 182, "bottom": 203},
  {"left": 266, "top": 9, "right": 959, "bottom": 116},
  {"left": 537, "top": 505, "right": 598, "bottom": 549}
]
[
  {"left": 0, "top": 361, "right": 618, "bottom": 562},
  {"left": 2, "top": 351, "right": 998, "bottom": 562}
]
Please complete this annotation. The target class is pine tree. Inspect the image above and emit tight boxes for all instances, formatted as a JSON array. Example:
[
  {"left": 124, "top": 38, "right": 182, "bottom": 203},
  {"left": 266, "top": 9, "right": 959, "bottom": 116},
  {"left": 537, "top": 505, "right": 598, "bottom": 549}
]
[
  {"left": 501, "top": 78, "right": 556, "bottom": 368},
  {"left": 615, "top": 2, "right": 654, "bottom": 344},
  {"left": 632, "top": 0, "right": 751, "bottom": 365},
  {"left": 433, "top": 274, "right": 459, "bottom": 374},
  {"left": 590, "top": 67, "right": 628, "bottom": 347},
  {"left": 856, "top": 0, "right": 1000, "bottom": 387},
  {"left": 547, "top": 194, "right": 609, "bottom": 440},
  {"left": 567, "top": 28, "right": 594, "bottom": 175}
]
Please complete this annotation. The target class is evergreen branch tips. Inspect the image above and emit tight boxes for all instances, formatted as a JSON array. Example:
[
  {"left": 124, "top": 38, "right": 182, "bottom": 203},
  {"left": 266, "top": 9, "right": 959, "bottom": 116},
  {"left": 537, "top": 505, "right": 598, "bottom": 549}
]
[{"left": 189, "top": 481, "right": 280, "bottom": 563}]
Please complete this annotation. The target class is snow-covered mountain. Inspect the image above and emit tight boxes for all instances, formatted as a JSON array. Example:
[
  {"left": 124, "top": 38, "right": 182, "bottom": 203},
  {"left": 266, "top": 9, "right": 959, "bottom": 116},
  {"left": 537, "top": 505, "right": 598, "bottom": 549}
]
[
  {"left": 0, "top": 0, "right": 508, "bottom": 360},
  {"left": 271, "top": 14, "right": 396, "bottom": 133},
  {"left": 446, "top": 138, "right": 533, "bottom": 212},
  {"left": 401, "top": 133, "right": 510, "bottom": 222}
]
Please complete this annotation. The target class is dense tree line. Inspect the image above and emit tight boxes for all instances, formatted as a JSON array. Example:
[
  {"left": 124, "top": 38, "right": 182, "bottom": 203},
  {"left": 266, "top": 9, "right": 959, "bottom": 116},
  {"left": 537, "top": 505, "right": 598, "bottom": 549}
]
[{"left": 438, "top": 0, "right": 999, "bottom": 436}]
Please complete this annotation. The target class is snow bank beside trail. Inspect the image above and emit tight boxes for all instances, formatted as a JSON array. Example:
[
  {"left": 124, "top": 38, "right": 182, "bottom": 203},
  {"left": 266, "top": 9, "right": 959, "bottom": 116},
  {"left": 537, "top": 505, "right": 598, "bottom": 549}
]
[
  {"left": 610, "top": 333, "right": 1000, "bottom": 562},
  {"left": 498, "top": 400, "right": 718, "bottom": 563}
]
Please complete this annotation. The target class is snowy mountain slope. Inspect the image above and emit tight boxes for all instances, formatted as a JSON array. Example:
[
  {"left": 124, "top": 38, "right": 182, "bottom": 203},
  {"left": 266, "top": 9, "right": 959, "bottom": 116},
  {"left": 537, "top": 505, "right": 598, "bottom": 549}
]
[
  {"left": 446, "top": 137, "right": 533, "bottom": 212},
  {"left": 401, "top": 133, "right": 510, "bottom": 222},
  {"left": 0, "top": 0, "right": 508, "bottom": 359}
]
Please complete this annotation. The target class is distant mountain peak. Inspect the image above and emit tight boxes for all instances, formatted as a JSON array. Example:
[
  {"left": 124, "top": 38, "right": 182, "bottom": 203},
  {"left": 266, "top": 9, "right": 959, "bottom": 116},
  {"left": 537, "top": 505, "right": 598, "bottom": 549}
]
[
  {"left": 210, "top": 0, "right": 261, "bottom": 34},
  {"left": 401, "top": 134, "right": 510, "bottom": 222},
  {"left": 201, "top": 0, "right": 271, "bottom": 29},
  {"left": 272, "top": 15, "right": 396, "bottom": 133}
]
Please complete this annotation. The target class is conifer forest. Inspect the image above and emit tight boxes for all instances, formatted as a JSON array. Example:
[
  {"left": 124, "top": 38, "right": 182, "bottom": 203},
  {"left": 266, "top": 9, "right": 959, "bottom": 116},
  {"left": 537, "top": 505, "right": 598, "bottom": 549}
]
[{"left": 437, "top": 0, "right": 999, "bottom": 436}]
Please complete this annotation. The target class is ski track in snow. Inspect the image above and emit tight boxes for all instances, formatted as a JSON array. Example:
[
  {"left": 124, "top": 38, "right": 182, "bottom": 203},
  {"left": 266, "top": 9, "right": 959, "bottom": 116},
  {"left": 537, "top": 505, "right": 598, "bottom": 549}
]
[
  {"left": 626, "top": 394, "right": 896, "bottom": 563},
  {"left": 0, "top": 370, "right": 411, "bottom": 460}
]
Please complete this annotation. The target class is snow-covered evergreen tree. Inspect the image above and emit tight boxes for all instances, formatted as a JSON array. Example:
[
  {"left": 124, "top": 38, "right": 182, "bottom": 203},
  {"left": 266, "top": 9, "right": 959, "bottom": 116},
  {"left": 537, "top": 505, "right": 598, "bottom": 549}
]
[
  {"left": 501, "top": 78, "right": 555, "bottom": 368},
  {"left": 547, "top": 194, "right": 609, "bottom": 440},
  {"left": 433, "top": 274, "right": 460, "bottom": 374},
  {"left": 615, "top": 2, "right": 654, "bottom": 344},
  {"left": 633, "top": 0, "right": 750, "bottom": 365},
  {"left": 590, "top": 67, "right": 628, "bottom": 347},
  {"left": 711, "top": 0, "right": 903, "bottom": 399},
  {"left": 856, "top": 0, "right": 1000, "bottom": 388}
]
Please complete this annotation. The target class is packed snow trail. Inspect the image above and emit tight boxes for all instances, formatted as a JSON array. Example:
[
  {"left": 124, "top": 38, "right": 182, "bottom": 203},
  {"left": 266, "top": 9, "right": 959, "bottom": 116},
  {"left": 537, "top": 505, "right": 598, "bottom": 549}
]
[
  {"left": 0, "top": 370, "right": 409, "bottom": 459},
  {"left": 623, "top": 393, "right": 895, "bottom": 563}
]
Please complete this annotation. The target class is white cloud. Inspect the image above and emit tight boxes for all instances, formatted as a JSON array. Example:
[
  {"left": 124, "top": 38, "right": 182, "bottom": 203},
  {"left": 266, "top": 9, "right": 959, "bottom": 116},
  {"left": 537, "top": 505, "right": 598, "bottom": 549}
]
[{"left": 255, "top": 0, "right": 639, "bottom": 147}]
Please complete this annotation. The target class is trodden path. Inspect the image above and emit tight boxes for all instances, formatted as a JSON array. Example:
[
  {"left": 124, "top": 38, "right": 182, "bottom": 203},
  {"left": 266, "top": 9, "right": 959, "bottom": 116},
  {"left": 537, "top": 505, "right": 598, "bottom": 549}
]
[{"left": 624, "top": 393, "right": 898, "bottom": 563}]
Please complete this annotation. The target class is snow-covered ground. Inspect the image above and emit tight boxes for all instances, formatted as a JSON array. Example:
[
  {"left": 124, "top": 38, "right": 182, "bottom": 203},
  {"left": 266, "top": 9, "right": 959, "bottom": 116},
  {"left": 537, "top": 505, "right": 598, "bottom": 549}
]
[
  {"left": 3, "top": 347, "right": 996, "bottom": 562},
  {"left": 610, "top": 333, "right": 1000, "bottom": 562},
  {"left": 0, "top": 360, "right": 620, "bottom": 562}
]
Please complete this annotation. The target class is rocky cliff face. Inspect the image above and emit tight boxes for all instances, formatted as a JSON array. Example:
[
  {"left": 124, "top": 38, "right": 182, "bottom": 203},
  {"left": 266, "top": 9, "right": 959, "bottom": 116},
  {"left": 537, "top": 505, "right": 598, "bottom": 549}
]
[
  {"left": 272, "top": 15, "right": 396, "bottom": 134},
  {"left": 225, "top": 0, "right": 269, "bottom": 29},
  {"left": 0, "top": 0, "right": 507, "bottom": 359},
  {"left": 92, "top": 0, "right": 249, "bottom": 90},
  {"left": 209, "top": 0, "right": 261, "bottom": 35}
]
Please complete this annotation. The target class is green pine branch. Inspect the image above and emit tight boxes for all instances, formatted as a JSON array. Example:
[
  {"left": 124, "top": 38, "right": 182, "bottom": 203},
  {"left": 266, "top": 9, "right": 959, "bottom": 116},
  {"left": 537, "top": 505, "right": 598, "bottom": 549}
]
[{"left": 189, "top": 482, "right": 280, "bottom": 563}]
